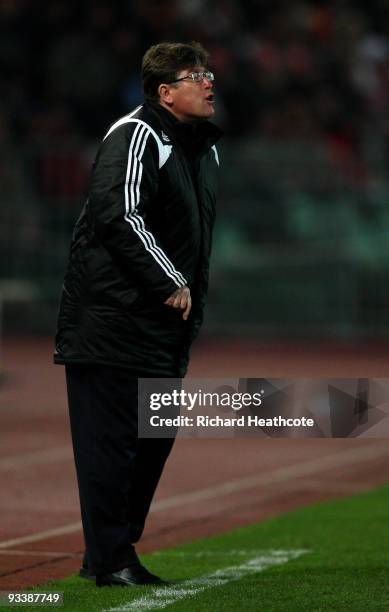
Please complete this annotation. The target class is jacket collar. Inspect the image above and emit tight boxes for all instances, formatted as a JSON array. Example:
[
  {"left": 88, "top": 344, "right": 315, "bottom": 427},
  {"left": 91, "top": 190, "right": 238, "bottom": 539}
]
[{"left": 146, "top": 101, "right": 222, "bottom": 155}]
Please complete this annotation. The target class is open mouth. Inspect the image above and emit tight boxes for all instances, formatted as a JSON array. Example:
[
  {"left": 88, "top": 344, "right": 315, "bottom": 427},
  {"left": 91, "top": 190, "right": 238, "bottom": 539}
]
[{"left": 205, "top": 94, "right": 214, "bottom": 103}]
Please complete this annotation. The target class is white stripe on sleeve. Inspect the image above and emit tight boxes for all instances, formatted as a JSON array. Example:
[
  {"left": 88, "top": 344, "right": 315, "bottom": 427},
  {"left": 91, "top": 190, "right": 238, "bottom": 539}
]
[{"left": 123, "top": 125, "right": 187, "bottom": 288}]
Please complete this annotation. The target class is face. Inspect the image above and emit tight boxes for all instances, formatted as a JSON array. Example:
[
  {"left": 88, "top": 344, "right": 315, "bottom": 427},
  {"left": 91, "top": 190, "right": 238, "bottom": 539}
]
[{"left": 159, "top": 66, "right": 215, "bottom": 123}]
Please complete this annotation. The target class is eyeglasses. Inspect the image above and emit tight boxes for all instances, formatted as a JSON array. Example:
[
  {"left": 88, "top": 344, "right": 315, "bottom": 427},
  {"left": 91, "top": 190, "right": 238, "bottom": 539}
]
[{"left": 168, "top": 71, "right": 215, "bottom": 84}]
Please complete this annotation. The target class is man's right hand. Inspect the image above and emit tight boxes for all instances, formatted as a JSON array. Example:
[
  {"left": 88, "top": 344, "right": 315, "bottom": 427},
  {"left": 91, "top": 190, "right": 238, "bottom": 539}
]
[{"left": 164, "top": 286, "right": 192, "bottom": 320}]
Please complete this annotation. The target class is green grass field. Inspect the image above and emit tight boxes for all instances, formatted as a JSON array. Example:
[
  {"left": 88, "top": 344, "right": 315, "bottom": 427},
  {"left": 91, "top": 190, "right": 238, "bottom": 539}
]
[{"left": 22, "top": 484, "right": 389, "bottom": 611}]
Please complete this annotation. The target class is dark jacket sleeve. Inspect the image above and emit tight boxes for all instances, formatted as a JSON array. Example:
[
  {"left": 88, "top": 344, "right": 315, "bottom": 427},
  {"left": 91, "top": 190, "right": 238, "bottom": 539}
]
[{"left": 88, "top": 121, "right": 187, "bottom": 300}]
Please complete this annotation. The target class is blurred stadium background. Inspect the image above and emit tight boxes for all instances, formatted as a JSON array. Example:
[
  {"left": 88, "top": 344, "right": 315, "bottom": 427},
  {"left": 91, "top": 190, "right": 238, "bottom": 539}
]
[{"left": 0, "top": 0, "right": 388, "bottom": 339}]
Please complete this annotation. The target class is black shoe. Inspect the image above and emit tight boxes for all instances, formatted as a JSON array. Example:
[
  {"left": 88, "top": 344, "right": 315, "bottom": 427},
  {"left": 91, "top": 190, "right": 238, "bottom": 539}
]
[
  {"left": 79, "top": 547, "right": 140, "bottom": 581},
  {"left": 96, "top": 563, "right": 166, "bottom": 587}
]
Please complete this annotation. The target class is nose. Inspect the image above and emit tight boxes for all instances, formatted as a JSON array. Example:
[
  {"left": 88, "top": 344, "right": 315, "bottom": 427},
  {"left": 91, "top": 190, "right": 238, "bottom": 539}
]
[{"left": 203, "top": 76, "right": 213, "bottom": 88}]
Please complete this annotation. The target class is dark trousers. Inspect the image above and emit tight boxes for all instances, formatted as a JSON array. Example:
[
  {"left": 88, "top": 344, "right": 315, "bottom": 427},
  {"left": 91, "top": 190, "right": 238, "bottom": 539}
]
[{"left": 65, "top": 364, "right": 175, "bottom": 575}]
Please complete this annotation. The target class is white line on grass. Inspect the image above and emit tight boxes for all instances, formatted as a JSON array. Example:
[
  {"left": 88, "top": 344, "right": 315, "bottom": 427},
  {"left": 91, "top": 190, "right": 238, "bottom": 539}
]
[
  {"left": 151, "top": 548, "right": 304, "bottom": 558},
  {"left": 104, "top": 549, "right": 309, "bottom": 612},
  {"left": 0, "top": 442, "right": 387, "bottom": 549}
]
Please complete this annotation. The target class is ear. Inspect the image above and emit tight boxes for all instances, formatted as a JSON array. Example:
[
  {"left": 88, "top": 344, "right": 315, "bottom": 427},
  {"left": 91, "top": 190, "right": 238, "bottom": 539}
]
[{"left": 158, "top": 83, "right": 174, "bottom": 106}]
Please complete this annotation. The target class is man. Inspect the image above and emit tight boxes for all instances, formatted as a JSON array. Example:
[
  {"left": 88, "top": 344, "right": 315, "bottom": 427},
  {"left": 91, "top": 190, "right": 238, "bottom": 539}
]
[{"left": 54, "top": 41, "right": 221, "bottom": 587}]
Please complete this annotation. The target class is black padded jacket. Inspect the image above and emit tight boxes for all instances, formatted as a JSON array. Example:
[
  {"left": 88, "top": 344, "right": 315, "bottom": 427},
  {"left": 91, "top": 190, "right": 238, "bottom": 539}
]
[{"left": 54, "top": 102, "right": 222, "bottom": 376}]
